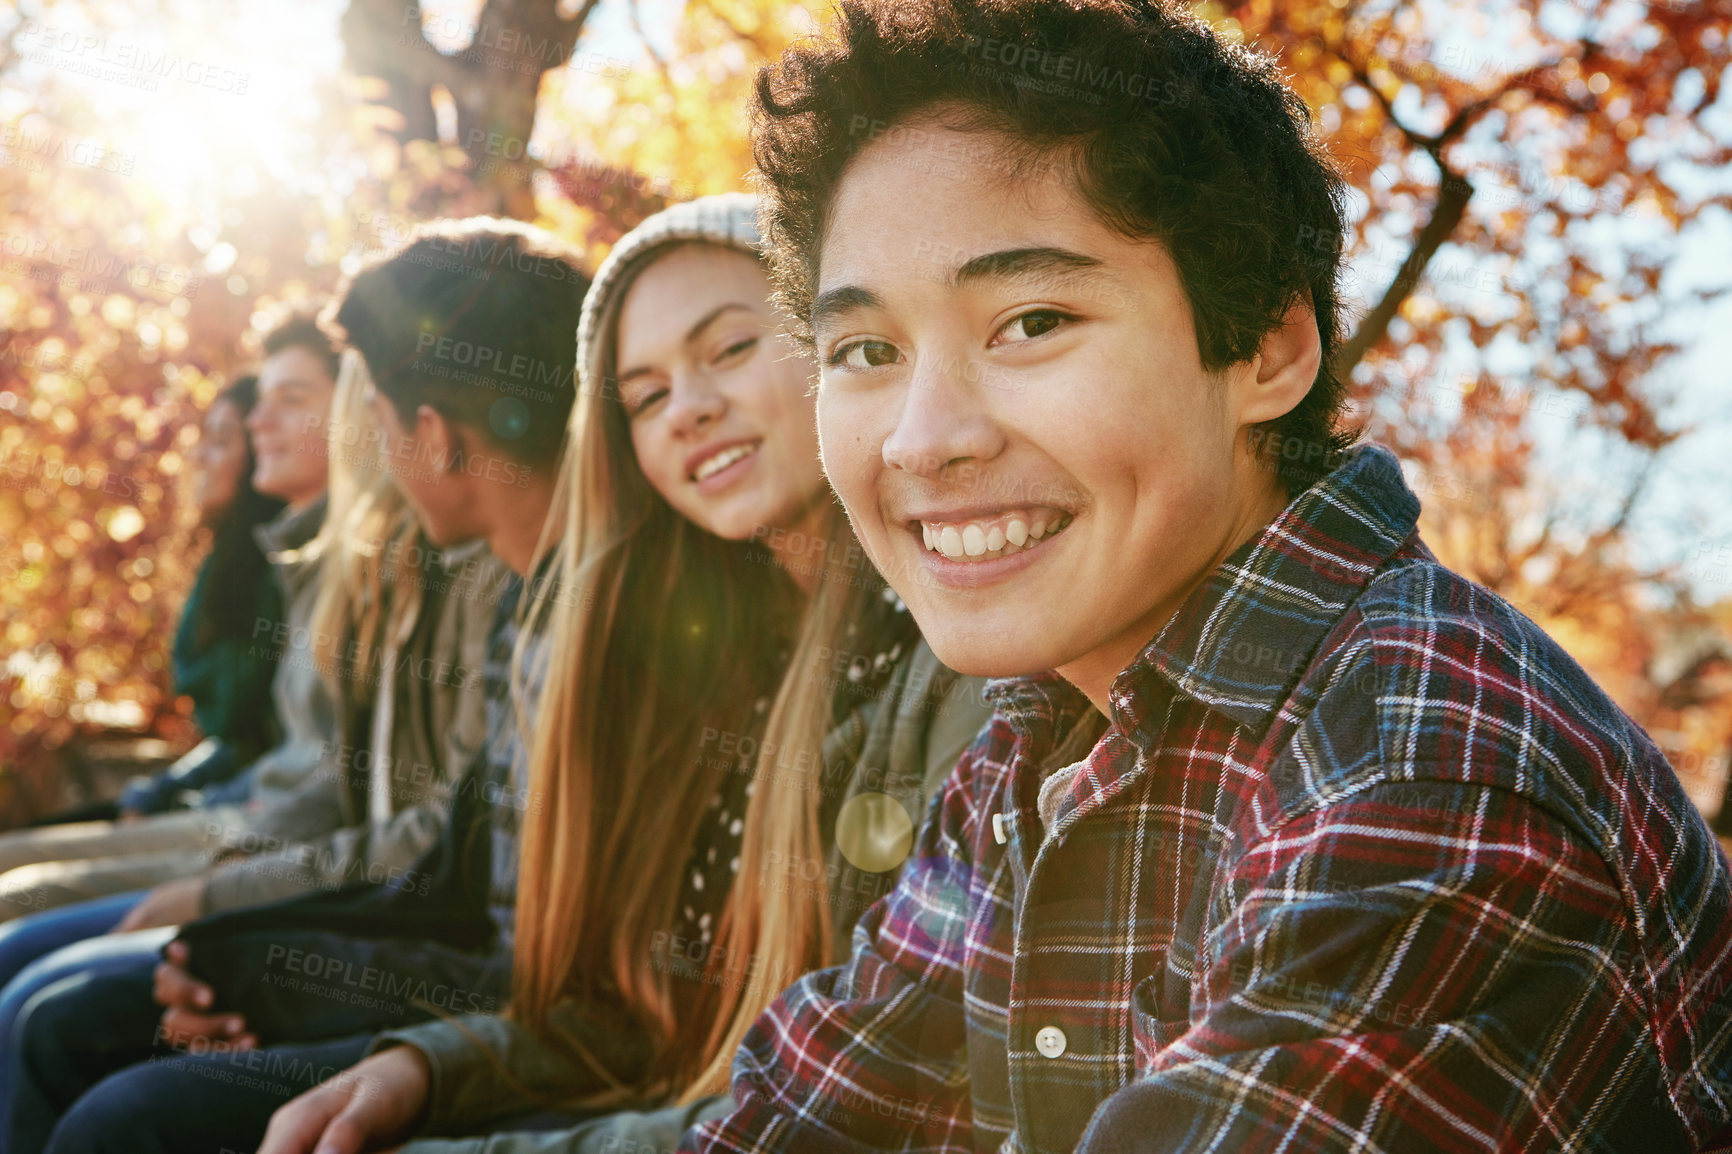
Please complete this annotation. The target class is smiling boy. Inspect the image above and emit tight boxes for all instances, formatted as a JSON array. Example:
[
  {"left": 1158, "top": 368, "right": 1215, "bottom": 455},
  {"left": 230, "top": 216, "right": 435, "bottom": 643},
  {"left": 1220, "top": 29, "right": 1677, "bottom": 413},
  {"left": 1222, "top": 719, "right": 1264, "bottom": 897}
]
[{"left": 683, "top": 1, "right": 1732, "bottom": 1152}]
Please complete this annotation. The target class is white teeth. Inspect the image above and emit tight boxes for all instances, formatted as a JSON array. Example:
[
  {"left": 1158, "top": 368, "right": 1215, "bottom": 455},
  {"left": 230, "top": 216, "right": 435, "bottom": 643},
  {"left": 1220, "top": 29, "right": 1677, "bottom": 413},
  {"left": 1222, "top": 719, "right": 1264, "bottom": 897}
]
[
  {"left": 693, "top": 443, "right": 754, "bottom": 481},
  {"left": 919, "top": 512, "right": 1071, "bottom": 561}
]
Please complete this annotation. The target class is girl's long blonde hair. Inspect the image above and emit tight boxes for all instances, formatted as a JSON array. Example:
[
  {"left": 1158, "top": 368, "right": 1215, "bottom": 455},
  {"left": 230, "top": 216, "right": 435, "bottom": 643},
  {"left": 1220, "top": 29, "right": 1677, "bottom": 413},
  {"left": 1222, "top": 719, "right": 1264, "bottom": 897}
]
[
  {"left": 511, "top": 246, "right": 875, "bottom": 1102},
  {"left": 300, "top": 350, "right": 422, "bottom": 705}
]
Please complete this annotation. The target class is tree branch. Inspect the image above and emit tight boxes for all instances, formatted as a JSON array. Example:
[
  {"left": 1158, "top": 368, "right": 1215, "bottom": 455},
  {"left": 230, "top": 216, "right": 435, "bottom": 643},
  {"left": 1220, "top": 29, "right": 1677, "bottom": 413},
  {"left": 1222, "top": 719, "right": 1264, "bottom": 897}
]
[
  {"left": 1324, "top": 25, "right": 1605, "bottom": 374},
  {"left": 1336, "top": 170, "right": 1473, "bottom": 375}
]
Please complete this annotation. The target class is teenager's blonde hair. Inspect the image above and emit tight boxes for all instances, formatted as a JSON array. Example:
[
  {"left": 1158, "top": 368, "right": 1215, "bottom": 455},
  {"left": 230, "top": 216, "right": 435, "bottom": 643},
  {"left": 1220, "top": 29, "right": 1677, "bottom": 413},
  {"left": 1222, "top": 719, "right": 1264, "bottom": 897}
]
[
  {"left": 301, "top": 350, "right": 422, "bottom": 700},
  {"left": 511, "top": 243, "right": 875, "bottom": 1102}
]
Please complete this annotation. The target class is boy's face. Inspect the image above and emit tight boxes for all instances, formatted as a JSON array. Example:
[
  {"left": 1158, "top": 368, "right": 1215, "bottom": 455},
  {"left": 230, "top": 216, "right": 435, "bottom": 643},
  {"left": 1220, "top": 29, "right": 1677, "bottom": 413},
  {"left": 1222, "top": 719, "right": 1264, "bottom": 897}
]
[
  {"left": 814, "top": 117, "right": 1303, "bottom": 696},
  {"left": 366, "top": 385, "right": 480, "bottom": 548}
]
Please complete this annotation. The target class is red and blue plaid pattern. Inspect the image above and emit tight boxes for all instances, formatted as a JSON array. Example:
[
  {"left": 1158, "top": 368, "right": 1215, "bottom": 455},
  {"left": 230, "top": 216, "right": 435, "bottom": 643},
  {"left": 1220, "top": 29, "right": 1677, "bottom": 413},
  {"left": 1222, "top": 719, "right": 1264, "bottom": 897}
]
[{"left": 684, "top": 444, "right": 1732, "bottom": 1154}]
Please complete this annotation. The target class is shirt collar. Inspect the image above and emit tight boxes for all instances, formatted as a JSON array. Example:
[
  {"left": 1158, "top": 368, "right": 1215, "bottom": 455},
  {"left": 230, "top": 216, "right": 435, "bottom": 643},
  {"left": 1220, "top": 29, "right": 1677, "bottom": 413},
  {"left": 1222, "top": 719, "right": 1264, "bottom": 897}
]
[
  {"left": 984, "top": 670, "right": 1101, "bottom": 752},
  {"left": 252, "top": 491, "right": 328, "bottom": 558},
  {"left": 1113, "top": 443, "right": 1421, "bottom": 740}
]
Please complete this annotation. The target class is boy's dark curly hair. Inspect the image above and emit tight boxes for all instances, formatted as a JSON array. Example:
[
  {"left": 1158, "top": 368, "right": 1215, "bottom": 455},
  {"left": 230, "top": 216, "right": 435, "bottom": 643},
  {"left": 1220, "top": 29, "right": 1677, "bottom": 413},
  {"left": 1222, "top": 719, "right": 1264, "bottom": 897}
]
[{"left": 750, "top": 0, "right": 1357, "bottom": 493}]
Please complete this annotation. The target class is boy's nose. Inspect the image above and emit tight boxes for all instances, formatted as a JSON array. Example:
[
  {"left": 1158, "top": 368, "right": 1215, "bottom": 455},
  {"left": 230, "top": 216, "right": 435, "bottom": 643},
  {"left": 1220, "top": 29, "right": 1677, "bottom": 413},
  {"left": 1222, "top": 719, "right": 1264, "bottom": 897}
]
[{"left": 882, "top": 357, "right": 1004, "bottom": 478}]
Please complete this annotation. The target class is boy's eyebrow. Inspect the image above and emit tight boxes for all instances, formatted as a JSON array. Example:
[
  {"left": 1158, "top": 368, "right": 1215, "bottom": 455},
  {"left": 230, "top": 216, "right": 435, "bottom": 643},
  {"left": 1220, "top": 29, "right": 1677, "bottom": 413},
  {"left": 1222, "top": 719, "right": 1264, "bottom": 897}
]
[
  {"left": 811, "top": 246, "right": 1106, "bottom": 334},
  {"left": 952, "top": 246, "right": 1105, "bottom": 287},
  {"left": 810, "top": 285, "right": 884, "bottom": 337}
]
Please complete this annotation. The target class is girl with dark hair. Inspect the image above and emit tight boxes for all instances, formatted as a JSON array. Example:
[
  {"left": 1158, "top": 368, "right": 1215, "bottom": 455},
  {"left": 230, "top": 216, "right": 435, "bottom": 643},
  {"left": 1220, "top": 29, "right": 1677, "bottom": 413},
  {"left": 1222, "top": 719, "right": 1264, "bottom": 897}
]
[{"left": 119, "top": 374, "right": 289, "bottom": 814}]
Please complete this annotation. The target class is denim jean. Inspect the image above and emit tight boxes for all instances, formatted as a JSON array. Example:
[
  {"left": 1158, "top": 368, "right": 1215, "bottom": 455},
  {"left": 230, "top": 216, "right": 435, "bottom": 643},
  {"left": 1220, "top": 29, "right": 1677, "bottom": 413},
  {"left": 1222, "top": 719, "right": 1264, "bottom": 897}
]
[
  {"left": 0, "top": 891, "right": 143, "bottom": 990},
  {"left": 43, "top": 1032, "right": 374, "bottom": 1154},
  {"left": 12, "top": 924, "right": 506, "bottom": 1154},
  {"left": 0, "top": 891, "right": 150, "bottom": 1148},
  {"left": 0, "top": 924, "right": 170, "bottom": 1154}
]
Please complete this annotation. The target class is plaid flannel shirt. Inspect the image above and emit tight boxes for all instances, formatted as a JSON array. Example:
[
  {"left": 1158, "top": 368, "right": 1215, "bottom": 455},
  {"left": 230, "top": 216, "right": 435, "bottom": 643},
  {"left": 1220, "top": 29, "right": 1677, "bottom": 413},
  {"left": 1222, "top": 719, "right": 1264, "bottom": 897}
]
[{"left": 686, "top": 444, "right": 1732, "bottom": 1154}]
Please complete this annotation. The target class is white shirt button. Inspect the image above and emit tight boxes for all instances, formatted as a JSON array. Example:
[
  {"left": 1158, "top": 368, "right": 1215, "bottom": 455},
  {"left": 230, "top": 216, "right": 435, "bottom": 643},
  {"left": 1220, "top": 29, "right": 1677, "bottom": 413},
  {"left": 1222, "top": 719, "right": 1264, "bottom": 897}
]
[{"left": 1034, "top": 1025, "right": 1067, "bottom": 1058}]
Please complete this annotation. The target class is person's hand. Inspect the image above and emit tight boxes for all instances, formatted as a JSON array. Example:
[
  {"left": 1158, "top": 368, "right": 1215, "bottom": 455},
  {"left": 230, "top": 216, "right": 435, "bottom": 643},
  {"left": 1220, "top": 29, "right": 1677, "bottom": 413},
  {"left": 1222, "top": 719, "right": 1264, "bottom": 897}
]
[
  {"left": 209, "top": 844, "right": 252, "bottom": 866},
  {"left": 258, "top": 1047, "right": 431, "bottom": 1154},
  {"left": 111, "top": 876, "right": 206, "bottom": 932},
  {"left": 153, "top": 940, "right": 256, "bottom": 1051}
]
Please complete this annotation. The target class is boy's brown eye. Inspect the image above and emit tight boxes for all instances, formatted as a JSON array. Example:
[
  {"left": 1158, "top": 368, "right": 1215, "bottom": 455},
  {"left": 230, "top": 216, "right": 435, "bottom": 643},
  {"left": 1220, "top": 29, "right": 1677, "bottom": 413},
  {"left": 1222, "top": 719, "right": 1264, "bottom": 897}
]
[
  {"left": 1004, "top": 310, "right": 1065, "bottom": 341},
  {"left": 828, "top": 339, "right": 900, "bottom": 369}
]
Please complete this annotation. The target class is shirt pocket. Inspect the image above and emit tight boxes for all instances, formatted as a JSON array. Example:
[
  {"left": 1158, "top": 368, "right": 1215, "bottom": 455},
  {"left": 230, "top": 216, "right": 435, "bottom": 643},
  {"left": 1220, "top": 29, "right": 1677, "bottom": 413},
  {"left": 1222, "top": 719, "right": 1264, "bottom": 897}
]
[{"left": 1130, "top": 970, "right": 1191, "bottom": 1072}]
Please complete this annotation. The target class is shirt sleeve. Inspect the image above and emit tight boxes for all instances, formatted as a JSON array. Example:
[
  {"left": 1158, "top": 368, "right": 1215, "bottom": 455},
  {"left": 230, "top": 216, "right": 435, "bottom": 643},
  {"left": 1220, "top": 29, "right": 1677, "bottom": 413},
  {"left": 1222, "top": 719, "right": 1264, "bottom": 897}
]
[
  {"left": 394, "top": 1096, "right": 734, "bottom": 1154},
  {"left": 120, "top": 737, "right": 238, "bottom": 814},
  {"left": 683, "top": 754, "right": 986, "bottom": 1154},
  {"left": 198, "top": 768, "right": 451, "bottom": 913},
  {"left": 1076, "top": 780, "right": 1680, "bottom": 1154},
  {"left": 369, "top": 1000, "right": 657, "bottom": 1136}
]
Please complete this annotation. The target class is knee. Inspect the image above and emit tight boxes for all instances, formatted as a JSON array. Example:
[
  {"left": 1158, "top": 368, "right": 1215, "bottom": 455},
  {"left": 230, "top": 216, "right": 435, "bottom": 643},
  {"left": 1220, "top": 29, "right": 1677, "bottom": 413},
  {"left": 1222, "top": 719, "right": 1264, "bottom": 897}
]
[
  {"left": 15, "top": 959, "right": 157, "bottom": 1077},
  {"left": 16, "top": 974, "right": 99, "bottom": 1071},
  {"left": 42, "top": 1071, "right": 154, "bottom": 1154},
  {"left": 46, "top": 1052, "right": 244, "bottom": 1154},
  {"left": 0, "top": 905, "right": 51, "bottom": 965}
]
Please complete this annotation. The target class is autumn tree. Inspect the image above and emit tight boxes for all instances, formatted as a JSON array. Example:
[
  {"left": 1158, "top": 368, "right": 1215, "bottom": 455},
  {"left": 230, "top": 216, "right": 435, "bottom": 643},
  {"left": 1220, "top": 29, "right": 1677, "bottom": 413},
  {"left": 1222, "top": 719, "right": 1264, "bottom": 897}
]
[
  {"left": 1231, "top": 0, "right": 1732, "bottom": 808},
  {"left": 340, "top": 0, "right": 601, "bottom": 219},
  {"left": 1, "top": 0, "right": 1727, "bottom": 826}
]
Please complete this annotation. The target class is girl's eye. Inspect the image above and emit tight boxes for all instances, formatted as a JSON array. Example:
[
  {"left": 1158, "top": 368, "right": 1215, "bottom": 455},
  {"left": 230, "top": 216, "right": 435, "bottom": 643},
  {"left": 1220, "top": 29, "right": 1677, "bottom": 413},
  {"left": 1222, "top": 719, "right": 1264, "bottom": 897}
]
[
  {"left": 994, "top": 309, "right": 1070, "bottom": 345},
  {"left": 827, "top": 339, "right": 901, "bottom": 371},
  {"left": 715, "top": 335, "right": 758, "bottom": 364},
  {"left": 623, "top": 388, "right": 667, "bottom": 420}
]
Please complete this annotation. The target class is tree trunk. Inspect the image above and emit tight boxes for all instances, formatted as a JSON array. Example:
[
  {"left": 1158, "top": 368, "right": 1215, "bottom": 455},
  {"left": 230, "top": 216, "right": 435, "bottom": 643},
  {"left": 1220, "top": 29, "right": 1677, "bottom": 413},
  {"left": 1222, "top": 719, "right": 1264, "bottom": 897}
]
[{"left": 339, "top": 0, "right": 599, "bottom": 219}]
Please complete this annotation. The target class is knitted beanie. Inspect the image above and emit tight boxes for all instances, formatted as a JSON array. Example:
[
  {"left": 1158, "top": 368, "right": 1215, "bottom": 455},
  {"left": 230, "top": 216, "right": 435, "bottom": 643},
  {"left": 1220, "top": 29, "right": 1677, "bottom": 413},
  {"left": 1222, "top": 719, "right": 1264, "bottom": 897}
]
[{"left": 574, "top": 192, "right": 764, "bottom": 407}]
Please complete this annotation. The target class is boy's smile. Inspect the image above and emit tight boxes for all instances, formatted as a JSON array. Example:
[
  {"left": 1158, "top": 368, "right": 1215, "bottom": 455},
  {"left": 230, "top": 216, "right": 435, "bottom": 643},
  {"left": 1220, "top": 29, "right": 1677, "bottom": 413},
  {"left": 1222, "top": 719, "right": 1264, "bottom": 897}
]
[
  {"left": 813, "top": 111, "right": 1318, "bottom": 710},
  {"left": 915, "top": 505, "right": 1074, "bottom": 562}
]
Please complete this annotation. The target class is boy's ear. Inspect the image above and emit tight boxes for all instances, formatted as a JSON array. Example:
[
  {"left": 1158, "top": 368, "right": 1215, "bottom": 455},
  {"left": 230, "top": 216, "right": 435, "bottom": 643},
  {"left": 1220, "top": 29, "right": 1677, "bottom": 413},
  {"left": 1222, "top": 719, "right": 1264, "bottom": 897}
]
[
  {"left": 414, "top": 404, "right": 459, "bottom": 472},
  {"left": 1236, "top": 297, "right": 1322, "bottom": 428}
]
